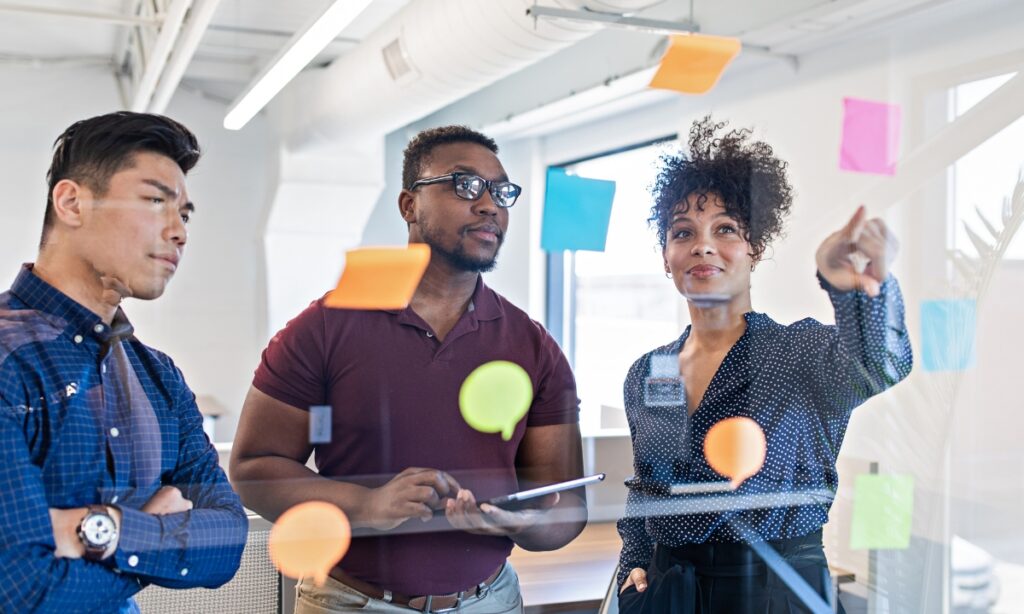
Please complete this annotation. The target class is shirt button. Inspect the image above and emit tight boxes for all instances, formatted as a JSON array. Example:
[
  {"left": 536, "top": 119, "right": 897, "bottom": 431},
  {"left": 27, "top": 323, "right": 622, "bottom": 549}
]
[
  {"left": 94, "top": 324, "right": 104, "bottom": 333},
  {"left": 128, "top": 555, "right": 139, "bottom": 567},
  {"left": 110, "top": 427, "right": 120, "bottom": 438},
  {"left": 110, "top": 495, "right": 118, "bottom": 504},
  {"left": 73, "top": 335, "right": 83, "bottom": 344},
  {"left": 101, "top": 364, "right": 107, "bottom": 374},
  {"left": 180, "top": 568, "right": 189, "bottom": 576}
]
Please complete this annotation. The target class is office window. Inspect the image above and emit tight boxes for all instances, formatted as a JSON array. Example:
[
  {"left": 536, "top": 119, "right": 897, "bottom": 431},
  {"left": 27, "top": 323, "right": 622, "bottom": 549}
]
[
  {"left": 949, "top": 72, "right": 1024, "bottom": 258},
  {"left": 548, "top": 140, "right": 682, "bottom": 433}
]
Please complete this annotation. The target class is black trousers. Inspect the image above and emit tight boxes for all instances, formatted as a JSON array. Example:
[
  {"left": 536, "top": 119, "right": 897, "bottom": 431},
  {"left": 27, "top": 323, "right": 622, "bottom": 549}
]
[{"left": 619, "top": 530, "right": 845, "bottom": 614}]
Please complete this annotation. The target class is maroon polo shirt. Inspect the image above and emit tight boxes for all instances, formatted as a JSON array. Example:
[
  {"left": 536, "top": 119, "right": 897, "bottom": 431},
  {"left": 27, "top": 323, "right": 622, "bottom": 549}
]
[{"left": 252, "top": 276, "right": 578, "bottom": 595}]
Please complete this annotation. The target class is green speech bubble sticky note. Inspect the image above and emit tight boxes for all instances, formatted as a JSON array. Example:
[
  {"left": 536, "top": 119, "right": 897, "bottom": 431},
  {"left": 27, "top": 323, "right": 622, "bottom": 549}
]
[
  {"left": 850, "top": 474, "right": 914, "bottom": 550},
  {"left": 459, "top": 361, "right": 533, "bottom": 441}
]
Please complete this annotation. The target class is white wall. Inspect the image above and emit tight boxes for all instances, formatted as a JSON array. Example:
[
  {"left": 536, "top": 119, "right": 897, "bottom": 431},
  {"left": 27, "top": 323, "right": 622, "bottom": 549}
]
[{"left": 0, "top": 63, "right": 275, "bottom": 442}]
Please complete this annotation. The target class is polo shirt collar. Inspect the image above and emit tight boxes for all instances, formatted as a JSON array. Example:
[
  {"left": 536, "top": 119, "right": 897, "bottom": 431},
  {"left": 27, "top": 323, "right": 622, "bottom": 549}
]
[
  {"left": 10, "top": 263, "right": 135, "bottom": 344},
  {"left": 388, "top": 275, "right": 505, "bottom": 323}
]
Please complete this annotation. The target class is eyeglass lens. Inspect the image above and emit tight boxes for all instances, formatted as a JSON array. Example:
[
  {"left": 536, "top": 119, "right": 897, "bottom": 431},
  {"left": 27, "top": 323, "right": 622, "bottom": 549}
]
[{"left": 453, "top": 174, "right": 518, "bottom": 207}]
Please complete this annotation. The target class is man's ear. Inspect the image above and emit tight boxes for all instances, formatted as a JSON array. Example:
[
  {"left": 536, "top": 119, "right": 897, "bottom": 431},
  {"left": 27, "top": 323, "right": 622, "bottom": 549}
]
[
  {"left": 51, "top": 179, "right": 89, "bottom": 229},
  {"left": 398, "top": 189, "right": 417, "bottom": 224}
]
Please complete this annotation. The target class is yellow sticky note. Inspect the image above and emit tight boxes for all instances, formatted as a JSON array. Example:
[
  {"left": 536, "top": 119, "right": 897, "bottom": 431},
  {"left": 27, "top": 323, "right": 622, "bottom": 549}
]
[
  {"left": 324, "top": 244, "right": 430, "bottom": 310},
  {"left": 649, "top": 34, "right": 741, "bottom": 94}
]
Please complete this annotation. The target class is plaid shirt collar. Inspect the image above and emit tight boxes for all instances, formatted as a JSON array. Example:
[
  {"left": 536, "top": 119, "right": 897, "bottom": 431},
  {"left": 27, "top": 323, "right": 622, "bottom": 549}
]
[{"left": 10, "top": 263, "right": 135, "bottom": 344}]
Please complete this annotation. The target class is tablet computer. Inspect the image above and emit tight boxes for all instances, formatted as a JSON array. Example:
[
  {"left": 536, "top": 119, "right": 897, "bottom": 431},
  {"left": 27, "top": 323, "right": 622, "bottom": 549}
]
[{"left": 484, "top": 473, "right": 606, "bottom": 510}]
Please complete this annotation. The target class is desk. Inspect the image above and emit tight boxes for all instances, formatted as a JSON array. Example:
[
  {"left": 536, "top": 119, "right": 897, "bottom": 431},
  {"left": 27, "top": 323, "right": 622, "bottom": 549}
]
[{"left": 511, "top": 522, "right": 621, "bottom": 612}]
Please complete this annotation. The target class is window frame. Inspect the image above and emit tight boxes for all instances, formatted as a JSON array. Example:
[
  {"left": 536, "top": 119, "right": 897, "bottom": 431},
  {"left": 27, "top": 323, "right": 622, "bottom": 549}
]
[{"left": 543, "top": 134, "right": 677, "bottom": 367}]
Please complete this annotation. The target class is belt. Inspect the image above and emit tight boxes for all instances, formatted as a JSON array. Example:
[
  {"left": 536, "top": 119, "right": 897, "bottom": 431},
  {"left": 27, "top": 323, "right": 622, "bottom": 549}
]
[{"left": 328, "top": 565, "right": 504, "bottom": 613}]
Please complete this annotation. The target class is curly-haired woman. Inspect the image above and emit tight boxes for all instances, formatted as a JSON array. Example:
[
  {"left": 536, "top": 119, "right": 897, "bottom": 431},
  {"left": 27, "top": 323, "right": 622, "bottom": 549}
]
[{"left": 616, "top": 117, "right": 914, "bottom": 613}]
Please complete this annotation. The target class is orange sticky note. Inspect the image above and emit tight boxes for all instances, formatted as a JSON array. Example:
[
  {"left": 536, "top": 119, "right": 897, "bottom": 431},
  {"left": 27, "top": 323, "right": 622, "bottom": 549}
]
[
  {"left": 649, "top": 34, "right": 741, "bottom": 94},
  {"left": 325, "top": 244, "right": 430, "bottom": 310}
]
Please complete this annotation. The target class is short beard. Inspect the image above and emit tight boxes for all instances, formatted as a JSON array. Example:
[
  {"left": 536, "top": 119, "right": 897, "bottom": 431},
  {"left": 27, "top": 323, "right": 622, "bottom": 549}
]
[{"left": 419, "top": 221, "right": 501, "bottom": 273}]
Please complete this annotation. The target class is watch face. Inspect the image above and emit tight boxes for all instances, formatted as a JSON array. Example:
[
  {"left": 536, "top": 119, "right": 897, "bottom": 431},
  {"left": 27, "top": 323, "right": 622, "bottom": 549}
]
[{"left": 82, "top": 513, "right": 116, "bottom": 547}]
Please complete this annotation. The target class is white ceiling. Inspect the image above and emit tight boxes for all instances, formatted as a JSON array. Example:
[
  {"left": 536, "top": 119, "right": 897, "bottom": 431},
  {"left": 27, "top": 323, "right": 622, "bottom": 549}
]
[
  {"left": 0, "top": 0, "right": 411, "bottom": 103},
  {"left": 186, "top": 0, "right": 410, "bottom": 101},
  {"left": 0, "top": 0, "right": 1007, "bottom": 121}
]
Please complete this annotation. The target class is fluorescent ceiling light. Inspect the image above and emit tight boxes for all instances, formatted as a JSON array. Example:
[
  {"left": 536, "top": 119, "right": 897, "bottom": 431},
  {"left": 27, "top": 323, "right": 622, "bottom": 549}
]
[
  {"left": 223, "top": 0, "right": 374, "bottom": 130},
  {"left": 482, "top": 67, "right": 667, "bottom": 139}
]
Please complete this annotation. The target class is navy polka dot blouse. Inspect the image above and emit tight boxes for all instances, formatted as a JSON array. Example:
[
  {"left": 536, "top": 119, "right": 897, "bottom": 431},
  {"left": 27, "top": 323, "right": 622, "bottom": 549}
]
[{"left": 616, "top": 274, "right": 913, "bottom": 584}]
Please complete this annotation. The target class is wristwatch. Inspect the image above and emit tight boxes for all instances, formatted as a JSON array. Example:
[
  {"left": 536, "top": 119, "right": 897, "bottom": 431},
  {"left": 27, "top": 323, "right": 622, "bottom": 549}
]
[{"left": 77, "top": 505, "right": 118, "bottom": 561}]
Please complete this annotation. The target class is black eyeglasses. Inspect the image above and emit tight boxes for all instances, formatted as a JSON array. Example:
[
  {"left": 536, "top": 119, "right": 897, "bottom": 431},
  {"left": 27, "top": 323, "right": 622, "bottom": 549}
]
[{"left": 410, "top": 172, "right": 522, "bottom": 208}]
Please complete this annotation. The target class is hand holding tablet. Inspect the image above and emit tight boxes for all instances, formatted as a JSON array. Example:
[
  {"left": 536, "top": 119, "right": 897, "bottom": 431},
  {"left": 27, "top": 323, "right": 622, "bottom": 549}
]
[
  {"left": 484, "top": 473, "right": 606, "bottom": 511},
  {"left": 434, "top": 473, "right": 606, "bottom": 516}
]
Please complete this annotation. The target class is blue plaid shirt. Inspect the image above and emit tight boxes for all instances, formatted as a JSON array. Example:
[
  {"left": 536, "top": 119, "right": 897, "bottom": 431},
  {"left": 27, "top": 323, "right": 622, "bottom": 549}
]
[{"left": 0, "top": 265, "right": 246, "bottom": 612}]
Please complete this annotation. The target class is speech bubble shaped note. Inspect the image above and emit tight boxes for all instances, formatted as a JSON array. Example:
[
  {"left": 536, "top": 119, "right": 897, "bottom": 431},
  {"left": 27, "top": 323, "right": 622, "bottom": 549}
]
[
  {"left": 703, "top": 417, "right": 767, "bottom": 488},
  {"left": 325, "top": 244, "right": 430, "bottom": 310},
  {"left": 649, "top": 34, "right": 742, "bottom": 95},
  {"left": 269, "top": 501, "right": 351, "bottom": 586},
  {"left": 459, "top": 361, "right": 533, "bottom": 441}
]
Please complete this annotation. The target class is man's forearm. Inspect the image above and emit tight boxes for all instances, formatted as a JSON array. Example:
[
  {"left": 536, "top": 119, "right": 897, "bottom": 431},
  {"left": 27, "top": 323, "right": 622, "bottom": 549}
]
[
  {"left": 114, "top": 501, "right": 245, "bottom": 588},
  {"left": 231, "top": 455, "right": 376, "bottom": 524},
  {"left": 511, "top": 493, "right": 587, "bottom": 551},
  {"left": 49, "top": 505, "right": 123, "bottom": 560}
]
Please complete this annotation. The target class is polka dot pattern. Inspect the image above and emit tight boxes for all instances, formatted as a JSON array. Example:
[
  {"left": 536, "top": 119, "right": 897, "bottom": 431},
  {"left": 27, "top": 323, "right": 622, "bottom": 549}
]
[{"left": 616, "top": 274, "right": 913, "bottom": 584}]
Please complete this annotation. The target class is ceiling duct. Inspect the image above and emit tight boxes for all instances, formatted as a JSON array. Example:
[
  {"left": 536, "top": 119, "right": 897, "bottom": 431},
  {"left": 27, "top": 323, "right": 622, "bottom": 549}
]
[{"left": 278, "top": 0, "right": 663, "bottom": 148}]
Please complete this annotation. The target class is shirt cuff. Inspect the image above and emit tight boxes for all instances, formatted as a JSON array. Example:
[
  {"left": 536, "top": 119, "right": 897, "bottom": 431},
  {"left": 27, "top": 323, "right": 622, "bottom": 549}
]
[
  {"left": 816, "top": 270, "right": 895, "bottom": 298},
  {"left": 112, "top": 506, "right": 182, "bottom": 579}
]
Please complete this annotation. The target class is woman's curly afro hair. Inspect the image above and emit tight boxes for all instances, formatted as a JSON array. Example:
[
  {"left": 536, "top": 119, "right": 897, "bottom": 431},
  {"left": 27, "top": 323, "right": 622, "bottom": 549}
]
[{"left": 649, "top": 116, "right": 793, "bottom": 261}]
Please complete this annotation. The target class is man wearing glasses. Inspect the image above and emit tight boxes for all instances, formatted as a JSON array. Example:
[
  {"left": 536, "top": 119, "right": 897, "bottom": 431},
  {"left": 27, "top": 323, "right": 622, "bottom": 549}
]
[{"left": 232, "top": 126, "right": 586, "bottom": 613}]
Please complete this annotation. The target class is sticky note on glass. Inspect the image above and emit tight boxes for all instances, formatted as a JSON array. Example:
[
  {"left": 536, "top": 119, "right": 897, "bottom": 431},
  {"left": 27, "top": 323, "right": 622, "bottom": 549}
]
[
  {"left": 649, "top": 34, "right": 741, "bottom": 94},
  {"left": 839, "top": 97, "right": 902, "bottom": 175},
  {"left": 324, "top": 244, "right": 430, "bottom": 310},
  {"left": 921, "top": 299, "right": 976, "bottom": 372},
  {"left": 850, "top": 474, "right": 913, "bottom": 550},
  {"left": 541, "top": 168, "right": 616, "bottom": 252}
]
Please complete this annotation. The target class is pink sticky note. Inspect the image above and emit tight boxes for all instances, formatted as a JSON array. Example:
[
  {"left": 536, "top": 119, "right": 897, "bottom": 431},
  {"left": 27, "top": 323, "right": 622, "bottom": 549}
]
[{"left": 839, "top": 97, "right": 901, "bottom": 175}]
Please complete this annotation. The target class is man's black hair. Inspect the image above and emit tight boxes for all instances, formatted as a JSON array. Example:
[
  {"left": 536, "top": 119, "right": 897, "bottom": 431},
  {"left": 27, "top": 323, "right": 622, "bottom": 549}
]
[
  {"left": 42, "top": 111, "right": 200, "bottom": 247},
  {"left": 649, "top": 116, "right": 793, "bottom": 261},
  {"left": 402, "top": 125, "right": 498, "bottom": 190}
]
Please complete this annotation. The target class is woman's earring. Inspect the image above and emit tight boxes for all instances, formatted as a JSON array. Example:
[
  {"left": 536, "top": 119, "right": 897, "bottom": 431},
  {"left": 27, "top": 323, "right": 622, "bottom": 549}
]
[{"left": 664, "top": 269, "right": 672, "bottom": 278}]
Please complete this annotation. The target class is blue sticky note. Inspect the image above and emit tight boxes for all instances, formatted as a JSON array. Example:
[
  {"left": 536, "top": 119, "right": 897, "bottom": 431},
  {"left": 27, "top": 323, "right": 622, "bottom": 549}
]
[
  {"left": 541, "top": 168, "right": 616, "bottom": 252},
  {"left": 920, "top": 299, "right": 976, "bottom": 372}
]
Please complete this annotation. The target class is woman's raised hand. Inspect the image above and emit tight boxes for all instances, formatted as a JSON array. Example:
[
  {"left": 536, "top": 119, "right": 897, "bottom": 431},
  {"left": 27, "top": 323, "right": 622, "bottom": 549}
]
[{"left": 815, "top": 205, "right": 899, "bottom": 297}]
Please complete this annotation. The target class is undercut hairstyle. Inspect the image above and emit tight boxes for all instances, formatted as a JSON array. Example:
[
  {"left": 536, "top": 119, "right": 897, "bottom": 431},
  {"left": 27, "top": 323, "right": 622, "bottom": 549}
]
[
  {"left": 649, "top": 116, "right": 793, "bottom": 261},
  {"left": 402, "top": 125, "right": 499, "bottom": 190},
  {"left": 42, "top": 111, "right": 201, "bottom": 247}
]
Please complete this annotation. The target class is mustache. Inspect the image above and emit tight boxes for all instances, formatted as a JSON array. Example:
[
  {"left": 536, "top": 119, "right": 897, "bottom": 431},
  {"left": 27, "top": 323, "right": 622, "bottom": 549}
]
[{"left": 462, "top": 223, "right": 504, "bottom": 239}]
